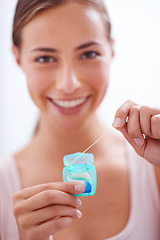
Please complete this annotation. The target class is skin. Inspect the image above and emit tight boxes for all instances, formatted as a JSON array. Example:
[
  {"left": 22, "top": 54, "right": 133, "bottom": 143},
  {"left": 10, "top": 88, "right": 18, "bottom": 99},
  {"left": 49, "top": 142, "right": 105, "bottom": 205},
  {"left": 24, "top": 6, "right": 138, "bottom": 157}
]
[{"left": 12, "top": 2, "right": 160, "bottom": 240}]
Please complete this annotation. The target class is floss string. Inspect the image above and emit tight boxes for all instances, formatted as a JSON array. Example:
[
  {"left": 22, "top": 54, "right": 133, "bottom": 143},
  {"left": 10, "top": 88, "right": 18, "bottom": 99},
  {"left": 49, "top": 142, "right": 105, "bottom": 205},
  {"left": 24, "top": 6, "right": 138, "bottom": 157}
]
[{"left": 67, "top": 131, "right": 108, "bottom": 166}]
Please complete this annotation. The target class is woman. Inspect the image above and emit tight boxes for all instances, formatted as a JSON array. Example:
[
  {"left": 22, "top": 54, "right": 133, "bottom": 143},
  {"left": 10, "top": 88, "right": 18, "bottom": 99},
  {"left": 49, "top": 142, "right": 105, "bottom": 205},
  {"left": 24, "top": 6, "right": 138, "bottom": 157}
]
[{"left": 0, "top": 0, "right": 160, "bottom": 239}]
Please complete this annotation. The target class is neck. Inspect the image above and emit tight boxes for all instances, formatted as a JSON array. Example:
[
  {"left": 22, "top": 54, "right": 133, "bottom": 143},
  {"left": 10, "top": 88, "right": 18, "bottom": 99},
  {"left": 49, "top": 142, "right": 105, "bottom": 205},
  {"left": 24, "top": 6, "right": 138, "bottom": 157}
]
[{"left": 32, "top": 113, "right": 108, "bottom": 164}]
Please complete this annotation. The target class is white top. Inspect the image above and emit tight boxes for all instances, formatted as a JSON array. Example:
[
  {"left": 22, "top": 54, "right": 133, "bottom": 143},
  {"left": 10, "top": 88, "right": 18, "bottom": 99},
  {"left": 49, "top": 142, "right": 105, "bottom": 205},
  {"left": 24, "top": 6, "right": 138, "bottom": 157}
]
[{"left": 0, "top": 147, "right": 160, "bottom": 240}]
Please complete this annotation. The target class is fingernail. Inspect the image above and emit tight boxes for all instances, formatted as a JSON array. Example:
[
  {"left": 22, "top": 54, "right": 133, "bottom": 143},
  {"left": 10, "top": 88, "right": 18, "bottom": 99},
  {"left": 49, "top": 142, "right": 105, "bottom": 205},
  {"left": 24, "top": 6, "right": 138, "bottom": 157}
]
[
  {"left": 134, "top": 138, "right": 143, "bottom": 146},
  {"left": 76, "top": 198, "right": 82, "bottom": 207},
  {"left": 76, "top": 209, "right": 82, "bottom": 218},
  {"left": 113, "top": 118, "right": 122, "bottom": 128},
  {"left": 75, "top": 184, "right": 84, "bottom": 192}
]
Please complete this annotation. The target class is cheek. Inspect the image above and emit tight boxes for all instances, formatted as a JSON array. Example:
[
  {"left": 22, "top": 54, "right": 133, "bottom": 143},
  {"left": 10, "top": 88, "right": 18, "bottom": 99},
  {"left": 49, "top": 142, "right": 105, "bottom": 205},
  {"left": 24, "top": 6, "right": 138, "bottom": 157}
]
[
  {"left": 25, "top": 69, "right": 52, "bottom": 96},
  {"left": 84, "top": 61, "right": 110, "bottom": 91}
]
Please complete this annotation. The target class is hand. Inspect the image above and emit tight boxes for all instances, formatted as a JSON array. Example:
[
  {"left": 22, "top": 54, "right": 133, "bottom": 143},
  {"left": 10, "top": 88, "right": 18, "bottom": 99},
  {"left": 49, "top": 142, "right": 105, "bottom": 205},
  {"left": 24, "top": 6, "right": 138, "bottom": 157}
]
[
  {"left": 13, "top": 182, "right": 85, "bottom": 240},
  {"left": 113, "top": 100, "right": 160, "bottom": 166}
]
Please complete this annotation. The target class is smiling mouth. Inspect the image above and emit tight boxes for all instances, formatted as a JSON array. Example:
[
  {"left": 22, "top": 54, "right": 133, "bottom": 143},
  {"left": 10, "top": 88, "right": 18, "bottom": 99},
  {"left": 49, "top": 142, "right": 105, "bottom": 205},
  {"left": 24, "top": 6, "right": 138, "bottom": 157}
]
[{"left": 49, "top": 97, "right": 89, "bottom": 109}]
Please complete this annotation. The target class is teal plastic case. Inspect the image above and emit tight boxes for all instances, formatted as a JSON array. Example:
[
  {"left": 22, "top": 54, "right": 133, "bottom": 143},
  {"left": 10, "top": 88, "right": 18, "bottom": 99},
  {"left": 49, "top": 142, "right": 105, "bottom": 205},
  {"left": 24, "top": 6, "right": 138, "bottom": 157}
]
[{"left": 63, "top": 152, "right": 97, "bottom": 197}]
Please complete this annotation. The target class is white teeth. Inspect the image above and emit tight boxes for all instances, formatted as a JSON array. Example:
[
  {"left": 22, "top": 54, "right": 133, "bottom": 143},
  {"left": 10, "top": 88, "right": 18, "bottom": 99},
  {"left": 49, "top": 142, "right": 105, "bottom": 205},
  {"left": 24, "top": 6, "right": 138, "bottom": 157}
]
[{"left": 53, "top": 97, "right": 87, "bottom": 108}]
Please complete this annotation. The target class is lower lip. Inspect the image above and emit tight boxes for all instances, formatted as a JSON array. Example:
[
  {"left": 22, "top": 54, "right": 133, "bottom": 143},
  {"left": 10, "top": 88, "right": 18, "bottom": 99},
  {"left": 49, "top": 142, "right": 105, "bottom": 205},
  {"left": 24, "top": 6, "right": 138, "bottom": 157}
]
[{"left": 48, "top": 97, "right": 90, "bottom": 115}]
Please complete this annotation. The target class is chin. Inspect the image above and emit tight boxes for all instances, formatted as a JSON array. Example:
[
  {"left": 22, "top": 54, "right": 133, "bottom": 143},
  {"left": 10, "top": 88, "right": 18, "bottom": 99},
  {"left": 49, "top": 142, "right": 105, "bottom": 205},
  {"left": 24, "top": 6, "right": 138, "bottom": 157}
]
[{"left": 56, "top": 118, "right": 86, "bottom": 133}]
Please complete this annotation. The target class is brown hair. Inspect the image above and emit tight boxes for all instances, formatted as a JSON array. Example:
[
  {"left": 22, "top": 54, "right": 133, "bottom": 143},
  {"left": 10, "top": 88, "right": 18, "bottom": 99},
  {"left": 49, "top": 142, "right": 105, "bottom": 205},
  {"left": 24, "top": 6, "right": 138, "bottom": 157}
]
[{"left": 12, "top": 0, "right": 112, "bottom": 47}]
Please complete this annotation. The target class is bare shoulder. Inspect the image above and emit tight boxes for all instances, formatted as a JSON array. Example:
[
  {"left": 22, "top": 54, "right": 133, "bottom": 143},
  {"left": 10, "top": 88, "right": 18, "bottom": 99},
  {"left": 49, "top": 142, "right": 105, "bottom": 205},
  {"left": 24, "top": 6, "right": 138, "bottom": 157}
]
[
  {"left": 106, "top": 129, "right": 126, "bottom": 159},
  {"left": 14, "top": 143, "right": 33, "bottom": 166},
  {"left": 13, "top": 142, "right": 39, "bottom": 188},
  {"left": 97, "top": 128, "right": 127, "bottom": 169},
  {"left": 105, "top": 127, "right": 125, "bottom": 146}
]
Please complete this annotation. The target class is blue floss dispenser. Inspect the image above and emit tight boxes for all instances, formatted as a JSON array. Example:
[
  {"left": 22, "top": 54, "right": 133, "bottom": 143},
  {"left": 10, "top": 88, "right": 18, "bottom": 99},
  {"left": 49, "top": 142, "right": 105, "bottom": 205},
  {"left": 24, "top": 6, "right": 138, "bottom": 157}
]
[{"left": 63, "top": 152, "right": 97, "bottom": 197}]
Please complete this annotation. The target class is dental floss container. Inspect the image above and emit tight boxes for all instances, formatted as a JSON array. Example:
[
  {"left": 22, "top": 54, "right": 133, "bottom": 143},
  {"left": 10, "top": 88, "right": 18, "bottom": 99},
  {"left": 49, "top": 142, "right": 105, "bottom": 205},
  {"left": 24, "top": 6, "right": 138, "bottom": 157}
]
[{"left": 63, "top": 152, "right": 97, "bottom": 197}]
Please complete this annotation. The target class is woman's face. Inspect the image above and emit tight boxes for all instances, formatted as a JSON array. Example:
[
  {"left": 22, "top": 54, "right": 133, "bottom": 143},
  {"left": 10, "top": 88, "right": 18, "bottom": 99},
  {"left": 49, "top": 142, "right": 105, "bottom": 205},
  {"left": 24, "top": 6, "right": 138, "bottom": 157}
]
[{"left": 14, "top": 2, "right": 113, "bottom": 131}]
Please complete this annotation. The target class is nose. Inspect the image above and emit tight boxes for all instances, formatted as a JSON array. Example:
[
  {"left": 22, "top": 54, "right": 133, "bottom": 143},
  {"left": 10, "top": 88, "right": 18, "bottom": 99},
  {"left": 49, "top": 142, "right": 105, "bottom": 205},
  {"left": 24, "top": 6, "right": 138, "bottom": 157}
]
[{"left": 55, "top": 64, "right": 81, "bottom": 94}]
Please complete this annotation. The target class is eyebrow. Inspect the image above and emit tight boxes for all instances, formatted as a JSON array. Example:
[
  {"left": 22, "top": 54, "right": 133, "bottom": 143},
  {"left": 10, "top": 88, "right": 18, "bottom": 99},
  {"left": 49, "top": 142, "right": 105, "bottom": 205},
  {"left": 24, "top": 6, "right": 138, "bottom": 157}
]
[
  {"left": 30, "top": 48, "right": 58, "bottom": 53},
  {"left": 30, "top": 41, "right": 100, "bottom": 53},
  {"left": 75, "top": 41, "right": 100, "bottom": 50}
]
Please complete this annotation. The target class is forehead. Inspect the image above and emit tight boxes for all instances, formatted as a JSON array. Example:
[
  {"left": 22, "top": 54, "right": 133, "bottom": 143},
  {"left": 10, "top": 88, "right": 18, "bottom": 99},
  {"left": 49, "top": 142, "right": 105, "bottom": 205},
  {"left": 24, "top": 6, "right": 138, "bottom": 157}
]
[{"left": 21, "top": 2, "right": 107, "bottom": 49}]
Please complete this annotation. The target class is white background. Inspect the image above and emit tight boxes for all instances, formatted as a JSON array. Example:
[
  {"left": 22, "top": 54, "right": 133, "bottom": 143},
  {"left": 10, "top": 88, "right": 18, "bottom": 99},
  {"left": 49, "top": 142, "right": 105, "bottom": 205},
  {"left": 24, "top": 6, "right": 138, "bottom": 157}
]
[{"left": 0, "top": 0, "right": 160, "bottom": 159}]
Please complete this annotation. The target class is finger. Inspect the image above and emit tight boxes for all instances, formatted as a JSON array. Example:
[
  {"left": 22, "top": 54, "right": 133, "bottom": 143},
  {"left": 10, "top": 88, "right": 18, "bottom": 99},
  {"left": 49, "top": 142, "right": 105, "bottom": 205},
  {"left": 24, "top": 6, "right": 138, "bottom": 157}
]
[
  {"left": 151, "top": 114, "right": 160, "bottom": 139},
  {"left": 113, "top": 100, "right": 137, "bottom": 128},
  {"left": 18, "top": 190, "right": 82, "bottom": 212},
  {"left": 139, "top": 106, "right": 160, "bottom": 137},
  {"left": 41, "top": 217, "right": 73, "bottom": 237},
  {"left": 19, "top": 205, "right": 82, "bottom": 227},
  {"left": 127, "top": 106, "right": 145, "bottom": 146},
  {"left": 13, "top": 182, "right": 85, "bottom": 202},
  {"left": 26, "top": 217, "right": 73, "bottom": 240},
  {"left": 117, "top": 124, "right": 146, "bottom": 158}
]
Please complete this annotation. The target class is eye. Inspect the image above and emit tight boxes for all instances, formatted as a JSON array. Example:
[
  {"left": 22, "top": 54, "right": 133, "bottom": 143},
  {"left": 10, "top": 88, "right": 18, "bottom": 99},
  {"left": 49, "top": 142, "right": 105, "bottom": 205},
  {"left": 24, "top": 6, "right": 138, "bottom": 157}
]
[
  {"left": 81, "top": 51, "right": 100, "bottom": 60},
  {"left": 36, "top": 56, "right": 55, "bottom": 63}
]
